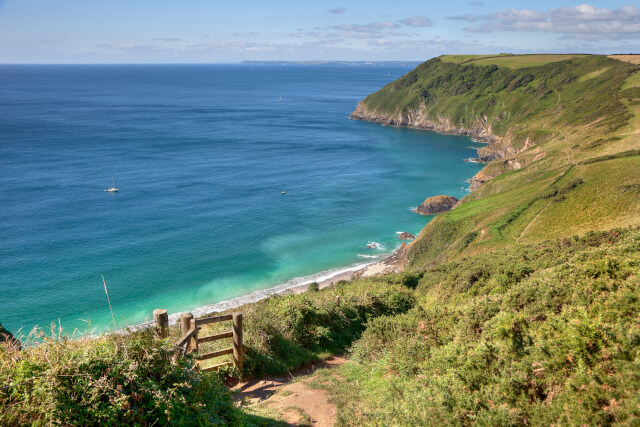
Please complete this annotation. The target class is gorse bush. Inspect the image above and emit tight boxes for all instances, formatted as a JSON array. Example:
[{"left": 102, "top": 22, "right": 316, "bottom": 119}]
[
  {"left": 327, "top": 228, "right": 640, "bottom": 425},
  {"left": 235, "top": 279, "right": 416, "bottom": 377},
  {"left": 0, "top": 329, "right": 241, "bottom": 426}
]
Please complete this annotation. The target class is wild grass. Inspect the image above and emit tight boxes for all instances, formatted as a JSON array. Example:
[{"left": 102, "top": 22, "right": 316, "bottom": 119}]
[
  {"left": 192, "top": 277, "right": 417, "bottom": 377},
  {"left": 0, "top": 327, "right": 242, "bottom": 425},
  {"left": 318, "top": 228, "right": 640, "bottom": 425}
]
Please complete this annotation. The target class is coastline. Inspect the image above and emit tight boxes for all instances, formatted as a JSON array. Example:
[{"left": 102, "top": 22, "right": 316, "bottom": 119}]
[
  {"left": 131, "top": 246, "right": 407, "bottom": 330},
  {"left": 130, "top": 105, "right": 490, "bottom": 332}
]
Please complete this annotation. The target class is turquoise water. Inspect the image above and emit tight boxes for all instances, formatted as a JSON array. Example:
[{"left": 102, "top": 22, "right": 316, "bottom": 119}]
[{"left": 0, "top": 64, "right": 483, "bottom": 334}]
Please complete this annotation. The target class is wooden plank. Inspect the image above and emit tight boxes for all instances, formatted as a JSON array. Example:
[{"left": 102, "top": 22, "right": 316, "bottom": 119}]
[
  {"left": 174, "top": 327, "right": 198, "bottom": 348},
  {"left": 198, "top": 330, "right": 233, "bottom": 344},
  {"left": 197, "top": 347, "right": 233, "bottom": 361},
  {"left": 200, "top": 361, "right": 233, "bottom": 372},
  {"left": 194, "top": 314, "right": 233, "bottom": 326}
]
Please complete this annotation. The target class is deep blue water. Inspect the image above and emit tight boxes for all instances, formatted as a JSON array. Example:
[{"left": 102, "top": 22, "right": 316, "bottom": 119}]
[{"left": 0, "top": 64, "right": 483, "bottom": 334}]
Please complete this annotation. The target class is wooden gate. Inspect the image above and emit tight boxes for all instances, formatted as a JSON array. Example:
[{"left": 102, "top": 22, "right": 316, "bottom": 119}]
[{"left": 154, "top": 309, "right": 243, "bottom": 372}]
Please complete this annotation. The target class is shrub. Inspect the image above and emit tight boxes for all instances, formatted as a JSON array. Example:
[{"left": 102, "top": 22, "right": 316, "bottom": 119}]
[{"left": 0, "top": 329, "right": 241, "bottom": 426}]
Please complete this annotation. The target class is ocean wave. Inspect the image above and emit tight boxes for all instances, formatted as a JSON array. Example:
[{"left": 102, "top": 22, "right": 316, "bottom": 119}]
[{"left": 357, "top": 254, "right": 379, "bottom": 259}]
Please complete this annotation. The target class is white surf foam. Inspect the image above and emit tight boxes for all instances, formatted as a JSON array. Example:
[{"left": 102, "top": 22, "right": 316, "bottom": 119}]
[{"left": 129, "top": 260, "right": 377, "bottom": 330}]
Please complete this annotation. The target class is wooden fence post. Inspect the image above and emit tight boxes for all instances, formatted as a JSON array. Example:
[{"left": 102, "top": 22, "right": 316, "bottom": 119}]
[
  {"left": 153, "top": 309, "right": 169, "bottom": 338},
  {"left": 189, "top": 318, "right": 198, "bottom": 353},
  {"left": 180, "top": 313, "right": 193, "bottom": 336},
  {"left": 232, "top": 312, "right": 243, "bottom": 370}
]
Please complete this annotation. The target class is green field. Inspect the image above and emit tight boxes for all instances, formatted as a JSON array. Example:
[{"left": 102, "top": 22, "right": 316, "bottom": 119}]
[{"left": 441, "top": 53, "right": 590, "bottom": 69}]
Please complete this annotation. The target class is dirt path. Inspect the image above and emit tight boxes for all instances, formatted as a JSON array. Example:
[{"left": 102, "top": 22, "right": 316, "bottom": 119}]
[{"left": 232, "top": 355, "right": 348, "bottom": 426}]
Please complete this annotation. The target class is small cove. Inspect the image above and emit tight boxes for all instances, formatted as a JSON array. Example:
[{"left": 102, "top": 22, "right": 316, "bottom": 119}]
[{"left": 0, "top": 64, "right": 484, "bottom": 333}]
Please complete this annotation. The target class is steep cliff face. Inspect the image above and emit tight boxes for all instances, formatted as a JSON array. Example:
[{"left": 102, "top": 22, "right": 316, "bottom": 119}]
[
  {"left": 351, "top": 101, "right": 498, "bottom": 143},
  {"left": 352, "top": 54, "right": 640, "bottom": 268},
  {"left": 351, "top": 101, "right": 522, "bottom": 190}
]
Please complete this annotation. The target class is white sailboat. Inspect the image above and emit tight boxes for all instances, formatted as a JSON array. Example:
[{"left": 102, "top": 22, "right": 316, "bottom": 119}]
[{"left": 105, "top": 177, "right": 119, "bottom": 192}]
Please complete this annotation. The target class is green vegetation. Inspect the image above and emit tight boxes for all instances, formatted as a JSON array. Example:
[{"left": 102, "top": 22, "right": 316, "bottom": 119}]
[
  {"left": 0, "top": 278, "right": 415, "bottom": 424},
  {"left": 359, "top": 54, "right": 640, "bottom": 268},
  {"left": 2, "top": 54, "right": 640, "bottom": 425},
  {"left": 192, "top": 278, "right": 416, "bottom": 376},
  {"left": 0, "top": 329, "right": 242, "bottom": 426},
  {"left": 315, "top": 229, "right": 640, "bottom": 425},
  {"left": 441, "top": 53, "right": 589, "bottom": 69}
]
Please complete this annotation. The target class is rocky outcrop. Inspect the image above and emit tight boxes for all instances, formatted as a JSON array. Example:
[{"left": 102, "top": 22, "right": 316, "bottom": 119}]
[
  {"left": 351, "top": 101, "right": 499, "bottom": 144},
  {"left": 414, "top": 195, "right": 459, "bottom": 215},
  {"left": 397, "top": 232, "right": 415, "bottom": 240},
  {"left": 468, "top": 170, "right": 491, "bottom": 192},
  {"left": 350, "top": 102, "right": 535, "bottom": 191},
  {"left": 0, "top": 322, "right": 21, "bottom": 349}
]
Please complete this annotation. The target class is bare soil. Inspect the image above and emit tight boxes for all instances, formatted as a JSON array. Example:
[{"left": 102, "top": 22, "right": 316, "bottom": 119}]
[{"left": 231, "top": 355, "right": 348, "bottom": 426}]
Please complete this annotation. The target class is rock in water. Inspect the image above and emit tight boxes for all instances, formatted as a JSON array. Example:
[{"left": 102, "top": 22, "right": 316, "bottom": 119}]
[
  {"left": 397, "top": 232, "right": 415, "bottom": 240},
  {"left": 0, "top": 322, "right": 21, "bottom": 349},
  {"left": 414, "top": 195, "right": 459, "bottom": 215}
]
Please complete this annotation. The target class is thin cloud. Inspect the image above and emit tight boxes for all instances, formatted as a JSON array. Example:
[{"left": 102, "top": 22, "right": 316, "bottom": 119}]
[
  {"left": 151, "top": 38, "right": 183, "bottom": 42},
  {"left": 329, "top": 8, "right": 346, "bottom": 15},
  {"left": 470, "top": 1, "right": 483, "bottom": 6},
  {"left": 330, "top": 22, "right": 401, "bottom": 33},
  {"left": 450, "top": 4, "right": 640, "bottom": 40},
  {"left": 400, "top": 16, "right": 433, "bottom": 27}
]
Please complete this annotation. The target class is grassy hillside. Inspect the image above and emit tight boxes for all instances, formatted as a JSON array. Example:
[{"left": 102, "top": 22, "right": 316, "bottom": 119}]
[
  {"left": 313, "top": 228, "right": 640, "bottom": 425},
  {"left": 353, "top": 54, "right": 640, "bottom": 268},
  {"left": 0, "top": 277, "right": 416, "bottom": 425}
]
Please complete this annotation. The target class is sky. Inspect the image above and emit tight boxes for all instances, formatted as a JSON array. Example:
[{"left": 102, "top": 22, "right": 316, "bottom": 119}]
[{"left": 0, "top": 0, "right": 639, "bottom": 63}]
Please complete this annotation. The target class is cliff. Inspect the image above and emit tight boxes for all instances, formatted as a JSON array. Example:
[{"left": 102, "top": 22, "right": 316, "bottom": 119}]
[{"left": 351, "top": 54, "right": 640, "bottom": 267}]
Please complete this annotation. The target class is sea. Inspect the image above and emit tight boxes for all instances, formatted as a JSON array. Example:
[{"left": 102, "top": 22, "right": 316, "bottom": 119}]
[{"left": 0, "top": 64, "right": 484, "bottom": 335}]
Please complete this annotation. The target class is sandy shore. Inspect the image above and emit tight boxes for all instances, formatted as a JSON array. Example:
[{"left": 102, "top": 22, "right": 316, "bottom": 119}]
[
  {"left": 287, "top": 243, "right": 409, "bottom": 294},
  {"left": 128, "top": 242, "right": 411, "bottom": 331}
]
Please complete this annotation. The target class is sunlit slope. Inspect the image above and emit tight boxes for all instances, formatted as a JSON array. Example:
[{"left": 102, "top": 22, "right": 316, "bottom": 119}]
[{"left": 353, "top": 54, "right": 640, "bottom": 268}]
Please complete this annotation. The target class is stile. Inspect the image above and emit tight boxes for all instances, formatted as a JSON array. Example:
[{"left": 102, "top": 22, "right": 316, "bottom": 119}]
[
  {"left": 157, "top": 309, "right": 243, "bottom": 372},
  {"left": 194, "top": 314, "right": 233, "bottom": 326},
  {"left": 198, "top": 330, "right": 233, "bottom": 344}
]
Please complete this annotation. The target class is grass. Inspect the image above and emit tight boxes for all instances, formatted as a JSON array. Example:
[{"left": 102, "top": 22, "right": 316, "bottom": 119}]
[
  {"left": 0, "top": 328, "right": 243, "bottom": 425},
  {"left": 316, "top": 228, "right": 640, "bottom": 425},
  {"left": 439, "top": 54, "right": 588, "bottom": 69},
  {"left": 357, "top": 54, "right": 640, "bottom": 269}
]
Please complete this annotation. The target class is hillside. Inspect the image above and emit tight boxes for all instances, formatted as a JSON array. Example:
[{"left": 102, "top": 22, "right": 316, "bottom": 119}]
[
  {"left": 2, "top": 54, "right": 639, "bottom": 426},
  {"left": 351, "top": 54, "right": 640, "bottom": 268}
]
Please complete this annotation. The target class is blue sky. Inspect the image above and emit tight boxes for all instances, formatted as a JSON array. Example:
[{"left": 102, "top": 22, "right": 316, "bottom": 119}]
[{"left": 0, "top": 0, "right": 639, "bottom": 63}]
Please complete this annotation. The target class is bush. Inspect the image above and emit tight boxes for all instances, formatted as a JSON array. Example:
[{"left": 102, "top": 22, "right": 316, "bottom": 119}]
[
  {"left": 0, "top": 329, "right": 241, "bottom": 426},
  {"left": 327, "top": 228, "right": 640, "bottom": 426},
  {"left": 237, "top": 278, "right": 416, "bottom": 377}
]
